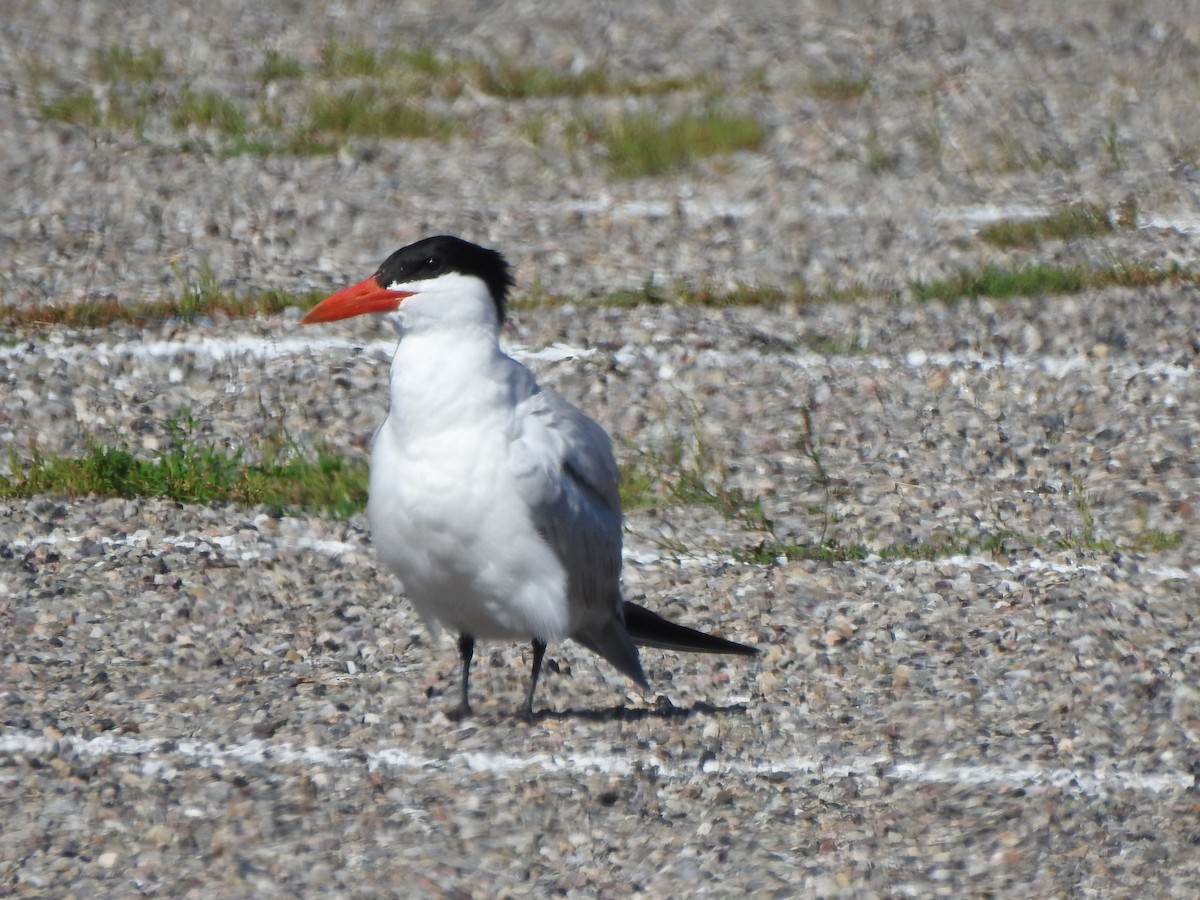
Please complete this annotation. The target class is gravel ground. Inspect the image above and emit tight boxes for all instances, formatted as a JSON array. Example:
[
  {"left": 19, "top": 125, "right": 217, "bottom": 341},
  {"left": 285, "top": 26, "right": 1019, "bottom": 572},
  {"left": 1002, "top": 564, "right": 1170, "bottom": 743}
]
[{"left": 3, "top": 1, "right": 1200, "bottom": 897}]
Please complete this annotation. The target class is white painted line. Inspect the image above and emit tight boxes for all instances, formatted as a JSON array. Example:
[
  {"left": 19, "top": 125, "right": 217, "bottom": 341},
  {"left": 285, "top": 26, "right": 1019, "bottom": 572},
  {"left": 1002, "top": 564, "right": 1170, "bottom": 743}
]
[
  {"left": 931, "top": 203, "right": 1050, "bottom": 225},
  {"left": 941, "top": 553, "right": 1200, "bottom": 584},
  {"left": 3, "top": 331, "right": 1193, "bottom": 388},
  {"left": 0, "top": 334, "right": 373, "bottom": 364},
  {"left": 547, "top": 197, "right": 759, "bottom": 220},
  {"left": 0, "top": 731, "right": 1190, "bottom": 797},
  {"left": 691, "top": 345, "right": 1196, "bottom": 383},
  {"left": 1141, "top": 214, "right": 1200, "bottom": 234},
  {"left": 3, "top": 527, "right": 1197, "bottom": 583},
  {"left": 545, "top": 198, "right": 1200, "bottom": 235},
  {"left": 0, "top": 335, "right": 594, "bottom": 366},
  {"left": 884, "top": 758, "right": 1194, "bottom": 795},
  {"left": 546, "top": 199, "right": 1059, "bottom": 225}
]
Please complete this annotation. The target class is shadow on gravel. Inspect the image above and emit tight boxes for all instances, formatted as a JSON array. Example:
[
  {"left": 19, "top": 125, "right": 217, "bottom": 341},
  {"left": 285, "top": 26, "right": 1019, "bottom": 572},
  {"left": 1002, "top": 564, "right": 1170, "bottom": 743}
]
[{"left": 536, "top": 697, "right": 752, "bottom": 723}]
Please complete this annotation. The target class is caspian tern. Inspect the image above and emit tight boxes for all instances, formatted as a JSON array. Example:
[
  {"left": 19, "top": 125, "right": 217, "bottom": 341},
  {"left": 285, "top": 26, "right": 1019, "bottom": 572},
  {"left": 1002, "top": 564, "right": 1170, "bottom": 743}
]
[{"left": 300, "top": 235, "right": 757, "bottom": 718}]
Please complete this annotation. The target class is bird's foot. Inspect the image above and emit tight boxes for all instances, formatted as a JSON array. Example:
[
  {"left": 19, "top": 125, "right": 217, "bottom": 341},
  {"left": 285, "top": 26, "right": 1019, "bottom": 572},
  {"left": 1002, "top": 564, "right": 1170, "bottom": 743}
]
[{"left": 446, "top": 701, "right": 473, "bottom": 721}]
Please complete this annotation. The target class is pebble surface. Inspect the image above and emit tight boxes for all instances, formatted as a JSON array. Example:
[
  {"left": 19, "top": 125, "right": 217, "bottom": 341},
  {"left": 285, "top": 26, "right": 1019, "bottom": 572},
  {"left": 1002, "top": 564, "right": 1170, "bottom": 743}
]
[{"left": 3, "top": 1, "right": 1200, "bottom": 896}]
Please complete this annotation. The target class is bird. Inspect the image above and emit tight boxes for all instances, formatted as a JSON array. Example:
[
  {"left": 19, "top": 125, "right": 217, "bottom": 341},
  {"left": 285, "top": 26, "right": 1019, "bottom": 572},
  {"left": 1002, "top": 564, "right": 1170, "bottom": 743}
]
[{"left": 300, "top": 235, "right": 757, "bottom": 718}]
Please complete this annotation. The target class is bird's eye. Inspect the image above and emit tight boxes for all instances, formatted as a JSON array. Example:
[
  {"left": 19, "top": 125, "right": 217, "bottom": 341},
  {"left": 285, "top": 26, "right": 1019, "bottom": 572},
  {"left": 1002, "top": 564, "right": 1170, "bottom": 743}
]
[{"left": 425, "top": 257, "right": 442, "bottom": 273}]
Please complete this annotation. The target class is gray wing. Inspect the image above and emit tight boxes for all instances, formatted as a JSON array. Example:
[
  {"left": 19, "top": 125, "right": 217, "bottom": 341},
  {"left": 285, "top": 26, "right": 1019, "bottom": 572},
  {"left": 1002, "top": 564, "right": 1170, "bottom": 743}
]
[
  {"left": 510, "top": 384, "right": 647, "bottom": 685},
  {"left": 511, "top": 385, "right": 623, "bottom": 610}
]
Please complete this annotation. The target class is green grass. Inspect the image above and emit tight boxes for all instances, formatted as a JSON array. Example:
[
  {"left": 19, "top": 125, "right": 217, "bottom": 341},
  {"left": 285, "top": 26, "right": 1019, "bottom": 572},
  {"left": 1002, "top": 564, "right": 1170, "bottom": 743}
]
[
  {"left": 258, "top": 49, "right": 305, "bottom": 82},
  {"left": 27, "top": 38, "right": 738, "bottom": 159},
  {"left": 909, "top": 261, "right": 1194, "bottom": 303},
  {"left": 470, "top": 58, "right": 613, "bottom": 99},
  {"left": 23, "top": 56, "right": 102, "bottom": 125},
  {"left": 513, "top": 278, "right": 859, "bottom": 315},
  {"left": 808, "top": 73, "right": 871, "bottom": 102},
  {"left": 518, "top": 113, "right": 550, "bottom": 147},
  {"left": 1064, "top": 475, "right": 1115, "bottom": 552},
  {"left": 93, "top": 43, "right": 165, "bottom": 83},
  {"left": 912, "top": 263, "right": 1089, "bottom": 301},
  {"left": 38, "top": 91, "right": 100, "bottom": 127},
  {"left": 978, "top": 204, "right": 1114, "bottom": 249},
  {"left": 1129, "top": 530, "right": 1184, "bottom": 552},
  {"left": 0, "top": 275, "right": 319, "bottom": 330},
  {"left": 105, "top": 91, "right": 160, "bottom": 131},
  {"left": 8, "top": 259, "right": 1193, "bottom": 331},
  {"left": 1, "top": 413, "right": 367, "bottom": 519},
  {"left": 617, "top": 410, "right": 1185, "bottom": 565},
  {"left": 31, "top": 43, "right": 166, "bottom": 131},
  {"left": 801, "top": 334, "right": 871, "bottom": 355},
  {"left": 592, "top": 280, "right": 793, "bottom": 310},
  {"left": 320, "top": 42, "right": 386, "bottom": 78},
  {"left": 170, "top": 88, "right": 248, "bottom": 136},
  {"left": 863, "top": 130, "right": 900, "bottom": 173},
  {"left": 468, "top": 57, "right": 698, "bottom": 99},
  {"left": 316, "top": 42, "right": 698, "bottom": 99},
  {"left": 30, "top": 40, "right": 463, "bottom": 154},
  {"left": 621, "top": 428, "right": 797, "bottom": 562},
  {"left": 5, "top": 257, "right": 1197, "bottom": 331},
  {"left": 619, "top": 425, "right": 777, "bottom": 538},
  {"left": 397, "top": 46, "right": 457, "bottom": 79},
  {"left": 736, "top": 534, "right": 988, "bottom": 566},
  {"left": 301, "top": 87, "right": 460, "bottom": 142},
  {"left": 5, "top": 419, "right": 1188, "bottom": 562},
  {"left": 984, "top": 135, "right": 1076, "bottom": 173},
  {"left": 1105, "top": 121, "right": 1125, "bottom": 169},
  {"left": 587, "top": 107, "right": 766, "bottom": 177}
]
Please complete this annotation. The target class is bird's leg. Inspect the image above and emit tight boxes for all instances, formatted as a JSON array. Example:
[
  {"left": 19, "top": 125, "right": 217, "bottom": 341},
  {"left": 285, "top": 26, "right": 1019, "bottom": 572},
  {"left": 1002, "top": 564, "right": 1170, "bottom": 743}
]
[
  {"left": 522, "top": 638, "right": 547, "bottom": 721},
  {"left": 448, "top": 633, "right": 474, "bottom": 720}
]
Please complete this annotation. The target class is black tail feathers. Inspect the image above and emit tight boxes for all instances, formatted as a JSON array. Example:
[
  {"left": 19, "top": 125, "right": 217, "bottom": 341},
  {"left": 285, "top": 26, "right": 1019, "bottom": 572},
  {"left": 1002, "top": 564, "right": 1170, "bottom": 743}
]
[{"left": 622, "top": 601, "right": 758, "bottom": 657}]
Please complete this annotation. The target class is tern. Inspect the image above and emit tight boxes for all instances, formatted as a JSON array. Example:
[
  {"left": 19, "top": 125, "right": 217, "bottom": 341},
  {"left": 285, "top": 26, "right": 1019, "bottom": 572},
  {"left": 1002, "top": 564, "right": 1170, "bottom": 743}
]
[{"left": 300, "top": 235, "right": 757, "bottom": 718}]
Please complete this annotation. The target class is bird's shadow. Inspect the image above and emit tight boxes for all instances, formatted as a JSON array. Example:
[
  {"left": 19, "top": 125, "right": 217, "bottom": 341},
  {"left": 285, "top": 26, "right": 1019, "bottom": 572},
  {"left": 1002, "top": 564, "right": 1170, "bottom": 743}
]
[{"left": 534, "top": 697, "right": 751, "bottom": 724}]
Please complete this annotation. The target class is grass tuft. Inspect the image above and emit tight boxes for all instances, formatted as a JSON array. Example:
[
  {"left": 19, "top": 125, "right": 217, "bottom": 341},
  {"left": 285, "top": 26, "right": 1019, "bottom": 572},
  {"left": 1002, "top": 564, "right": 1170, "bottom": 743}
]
[
  {"left": 977, "top": 203, "right": 1114, "bottom": 249},
  {"left": 6, "top": 260, "right": 1195, "bottom": 331},
  {"left": 909, "top": 261, "right": 1195, "bottom": 303},
  {"left": 620, "top": 437, "right": 777, "bottom": 558},
  {"left": 912, "top": 263, "right": 1088, "bottom": 302},
  {"left": 398, "top": 46, "right": 456, "bottom": 78},
  {"left": 587, "top": 107, "right": 765, "bottom": 178},
  {"left": 171, "top": 88, "right": 248, "bottom": 136},
  {"left": 0, "top": 279, "right": 320, "bottom": 330},
  {"left": 6, "top": 417, "right": 1190, "bottom": 559},
  {"left": 27, "top": 38, "right": 735, "bottom": 159},
  {"left": 1064, "top": 475, "right": 1115, "bottom": 552},
  {"left": 808, "top": 73, "right": 871, "bottom": 102},
  {"left": 259, "top": 49, "right": 305, "bottom": 82},
  {"left": 32, "top": 43, "right": 165, "bottom": 131},
  {"left": 469, "top": 57, "right": 698, "bottom": 99},
  {"left": 471, "top": 58, "right": 612, "bottom": 99},
  {"left": 39, "top": 91, "right": 100, "bottom": 126},
  {"left": 320, "top": 41, "right": 385, "bottom": 78},
  {"left": 1, "top": 412, "right": 367, "bottom": 518},
  {"left": 301, "top": 87, "right": 459, "bottom": 142},
  {"left": 93, "top": 44, "right": 165, "bottom": 83},
  {"left": 1128, "top": 530, "right": 1183, "bottom": 552},
  {"left": 985, "top": 135, "right": 1075, "bottom": 173},
  {"left": 1105, "top": 121, "right": 1125, "bottom": 169},
  {"left": 864, "top": 130, "right": 900, "bottom": 173}
]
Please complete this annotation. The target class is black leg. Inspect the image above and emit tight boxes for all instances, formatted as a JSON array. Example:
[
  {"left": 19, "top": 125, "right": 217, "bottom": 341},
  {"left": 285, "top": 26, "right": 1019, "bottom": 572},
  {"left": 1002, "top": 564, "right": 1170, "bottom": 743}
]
[
  {"left": 523, "top": 638, "right": 547, "bottom": 721},
  {"left": 449, "top": 633, "right": 474, "bottom": 720}
]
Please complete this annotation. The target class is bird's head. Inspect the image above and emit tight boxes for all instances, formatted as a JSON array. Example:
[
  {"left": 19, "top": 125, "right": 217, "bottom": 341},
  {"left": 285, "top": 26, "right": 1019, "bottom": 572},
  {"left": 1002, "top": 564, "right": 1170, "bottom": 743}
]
[{"left": 300, "top": 235, "right": 514, "bottom": 330}]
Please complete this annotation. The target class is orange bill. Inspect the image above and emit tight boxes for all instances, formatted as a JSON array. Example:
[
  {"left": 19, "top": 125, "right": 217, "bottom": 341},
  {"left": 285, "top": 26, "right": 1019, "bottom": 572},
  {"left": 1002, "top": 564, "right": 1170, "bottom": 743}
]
[{"left": 300, "top": 276, "right": 413, "bottom": 324}]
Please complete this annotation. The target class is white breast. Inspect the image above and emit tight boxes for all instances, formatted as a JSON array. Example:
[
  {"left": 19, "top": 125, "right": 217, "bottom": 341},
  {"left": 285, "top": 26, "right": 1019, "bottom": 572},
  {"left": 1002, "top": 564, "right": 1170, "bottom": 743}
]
[{"left": 367, "top": 331, "right": 572, "bottom": 641}]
